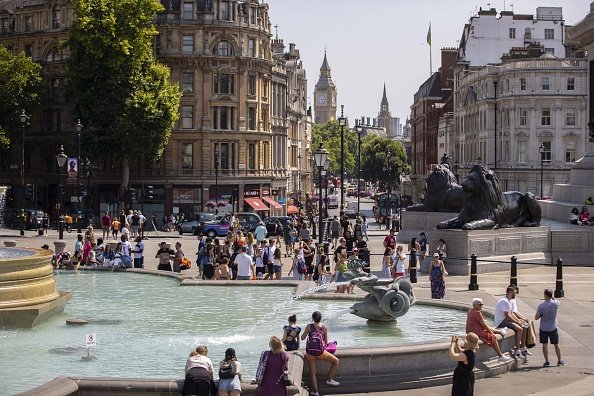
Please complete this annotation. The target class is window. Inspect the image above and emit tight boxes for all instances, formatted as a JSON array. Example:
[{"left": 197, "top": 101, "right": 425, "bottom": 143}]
[
  {"left": 46, "top": 47, "right": 61, "bottom": 62},
  {"left": 214, "top": 40, "right": 233, "bottom": 56},
  {"left": 567, "top": 77, "right": 575, "bottom": 91},
  {"left": 24, "top": 44, "right": 32, "bottom": 57},
  {"left": 505, "top": 109, "right": 510, "bottom": 127},
  {"left": 52, "top": 7, "right": 60, "bottom": 28},
  {"left": 181, "top": 143, "right": 193, "bottom": 169},
  {"left": 24, "top": 16, "right": 32, "bottom": 32},
  {"left": 519, "top": 108, "right": 527, "bottom": 126},
  {"left": 2, "top": 18, "right": 10, "bottom": 33},
  {"left": 520, "top": 77, "right": 527, "bottom": 91},
  {"left": 565, "top": 108, "right": 576, "bottom": 126},
  {"left": 518, "top": 140, "right": 527, "bottom": 163},
  {"left": 565, "top": 140, "right": 576, "bottom": 163},
  {"left": 219, "top": 1, "right": 230, "bottom": 21},
  {"left": 182, "top": 35, "right": 194, "bottom": 54},
  {"left": 248, "top": 143, "right": 256, "bottom": 169},
  {"left": 541, "top": 108, "right": 551, "bottom": 126},
  {"left": 182, "top": 2, "right": 193, "bottom": 19},
  {"left": 220, "top": 142, "right": 229, "bottom": 169},
  {"left": 213, "top": 73, "right": 234, "bottom": 94},
  {"left": 541, "top": 77, "right": 550, "bottom": 91},
  {"left": 181, "top": 105, "right": 193, "bottom": 129},
  {"left": 248, "top": 74, "right": 256, "bottom": 95},
  {"left": 509, "top": 28, "right": 516, "bottom": 39},
  {"left": 248, "top": 39, "right": 255, "bottom": 57},
  {"left": 213, "top": 106, "right": 235, "bottom": 130},
  {"left": 541, "top": 141, "right": 552, "bottom": 162},
  {"left": 248, "top": 107, "right": 256, "bottom": 130},
  {"left": 545, "top": 48, "right": 555, "bottom": 55},
  {"left": 544, "top": 28, "right": 554, "bottom": 40},
  {"left": 181, "top": 72, "right": 194, "bottom": 93},
  {"left": 250, "top": 6, "right": 257, "bottom": 24},
  {"left": 49, "top": 78, "right": 61, "bottom": 98}
]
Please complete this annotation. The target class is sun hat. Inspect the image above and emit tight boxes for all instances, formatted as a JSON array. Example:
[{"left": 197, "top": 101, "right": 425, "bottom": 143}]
[
  {"left": 433, "top": 252, "right": 439, "bottom": 257},
  {"left": 463, "top": 332, "right": 480, "bottom": 351},
  {"left": 472, "top": 298, "right": 483, "bottom": 306}
]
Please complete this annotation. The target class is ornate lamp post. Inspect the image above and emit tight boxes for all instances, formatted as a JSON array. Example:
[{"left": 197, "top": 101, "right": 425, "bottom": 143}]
[
  {"left": 314, "top": 143, "right": 329, "bottom": 246},
  {"left": 337, "top": 105, "right": 346, "bottom": 216},
  {"left": 214, "top": 145, "right": 219, "bottom": 204},
  {"left": 323, "top": 160, "right": 330, "bottom": 214},
  {"left": 83, "top": 158, "right": 93, "bottom": 225},
  {"left": 355, "top": 124, "right": 364, "bottom": 215},
  {"left": 539, "top": 143, "right": 545, "bottom": 199},
  {"left": 19, "top": 109, "right": 29, "bottom": 235},
  {"left": 56, "top": 145, "right": 68, "bottom": 240},
  {"left": 386, "top": 150, "right": 393, "bottom": 230},
  {"left": 76, "top": 119, "right": 83, "bottom": 233}
]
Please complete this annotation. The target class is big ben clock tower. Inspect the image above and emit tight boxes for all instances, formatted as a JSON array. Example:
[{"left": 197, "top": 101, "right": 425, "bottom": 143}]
[{"left": 314, "top": 51, "right": 337, "bottom": 124}]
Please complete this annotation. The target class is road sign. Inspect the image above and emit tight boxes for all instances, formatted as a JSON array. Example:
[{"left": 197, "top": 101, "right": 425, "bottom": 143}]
[{"left": 85, "top": 333, "right": 97, "bottom": 347}]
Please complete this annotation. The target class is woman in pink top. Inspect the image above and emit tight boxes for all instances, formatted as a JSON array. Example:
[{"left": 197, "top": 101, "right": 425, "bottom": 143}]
[{"left": 466, "top": 298, "right": 510, "bottom": 362}]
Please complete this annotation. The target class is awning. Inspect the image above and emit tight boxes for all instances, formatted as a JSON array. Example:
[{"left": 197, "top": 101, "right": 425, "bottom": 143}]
[
  {"left": 244, "top": 197, "right": 269, "bottom": 211},
  {"left": 262, "top": 196, "right": 282, "bottom": 210},
  {"left": 287, "top": 205, "right": 299, "bottom": 215}
]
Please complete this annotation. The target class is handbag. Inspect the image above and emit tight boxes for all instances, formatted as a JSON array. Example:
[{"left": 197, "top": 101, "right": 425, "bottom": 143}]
[
  {"left": 525, "top": 321, "right": 536, "bottom": 348},
  {"left": 282, "top": 371, "right": 293, "bottom": 386}
]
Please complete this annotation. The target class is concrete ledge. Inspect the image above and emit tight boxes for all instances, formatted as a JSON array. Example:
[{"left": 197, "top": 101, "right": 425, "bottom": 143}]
[
  {"left": 0, "top": 291, "right": 71, "bottom": 328},
  {"left": 17, "top": 376, "right": 78, "bottom": 396}
]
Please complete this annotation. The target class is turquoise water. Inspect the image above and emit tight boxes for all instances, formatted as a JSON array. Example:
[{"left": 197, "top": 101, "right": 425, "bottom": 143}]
[{"left": 0, "top": 272, "right": 467, "bottom": 394}]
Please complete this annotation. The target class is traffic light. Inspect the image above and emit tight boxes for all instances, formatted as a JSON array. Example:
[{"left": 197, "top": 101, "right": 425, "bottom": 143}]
[
  {"left": 145, "top": 185, "right": 154, "bottom": 200},
  {"left": 24, "top": 184, "right": 33, "bottom": 199},
  {"left": 130, "top": 188, "right": 137, "bottom": 202}
]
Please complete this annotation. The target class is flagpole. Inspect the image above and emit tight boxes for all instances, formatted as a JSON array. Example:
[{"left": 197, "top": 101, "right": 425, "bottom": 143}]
[{"left": 428, "top": 22, "right": 432, "bottom": 75}]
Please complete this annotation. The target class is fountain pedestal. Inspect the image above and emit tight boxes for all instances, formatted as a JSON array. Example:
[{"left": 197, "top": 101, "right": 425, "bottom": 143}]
[{"left": 0, "top": 248, "right": 71, "bottom": 328}]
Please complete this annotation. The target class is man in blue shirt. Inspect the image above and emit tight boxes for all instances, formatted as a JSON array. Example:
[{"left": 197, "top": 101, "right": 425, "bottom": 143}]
[
  {"left": 254, "top": 221, "right": 267, "bottom": 243},
  {"left": 535, "top": 289, "right": 565, "bottom": 367}
]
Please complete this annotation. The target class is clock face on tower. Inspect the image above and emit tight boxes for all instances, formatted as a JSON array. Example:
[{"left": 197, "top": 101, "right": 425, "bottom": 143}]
[{"left": 317, "top": 93, "right": 327, "bottom": 105}]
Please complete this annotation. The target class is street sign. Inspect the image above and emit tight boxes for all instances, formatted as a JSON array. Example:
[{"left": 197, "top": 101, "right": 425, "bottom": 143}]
[
  {"left": 71, "top": 196, "right": 81, "bottom": 203},
  {"left": 85, "top": 333, "right": 97, "bottom": 347}
]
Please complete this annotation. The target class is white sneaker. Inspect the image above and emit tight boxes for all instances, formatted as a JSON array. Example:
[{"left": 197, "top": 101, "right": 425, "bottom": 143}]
[
  {"left": 514, "top": 350, "right": 522, "bottom": 358},
  {"left": 326, "top": 379, "right": 340, "bottom": 387},
  {"left": 499, "top": 354, "right": 511, "bottom": 362},
  {"left": 499, "top": 327, "right": 508, "bottom": 336},
  {"left": 521, "top": 348, "right": 532, "bottom": 356}
]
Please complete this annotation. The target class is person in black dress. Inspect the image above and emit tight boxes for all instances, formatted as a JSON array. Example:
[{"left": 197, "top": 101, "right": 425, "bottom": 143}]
[{"left": 449, "top": 332, "right": 478, "bottom": 396}]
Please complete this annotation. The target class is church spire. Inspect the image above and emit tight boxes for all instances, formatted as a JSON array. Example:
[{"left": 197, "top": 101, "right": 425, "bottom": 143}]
[
  {"left": 382, "top": 82, "right": 387, "bottom": 100},
  {"left": 380, "top": 83, "right": 389, "bottom": 112},
  {"left": 320, "top": 49, "right": 330, "bottom": 73}
]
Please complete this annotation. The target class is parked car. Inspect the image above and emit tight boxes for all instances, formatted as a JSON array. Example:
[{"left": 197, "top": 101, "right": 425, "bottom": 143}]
[
  {"left": 344, "top": 209, "right": 357, "bottom": 219},
  {"left": 327, "top": 195, "right": 339, "bottom": 209},
  {"left": 177, "top": 213, "right": 216, "bottom": 235},
  {"left": 263, "top": 216, "right": 292, "bottom": 236},
  {"left": 202, "top": 212, "right": 263, "bottom": 238}
]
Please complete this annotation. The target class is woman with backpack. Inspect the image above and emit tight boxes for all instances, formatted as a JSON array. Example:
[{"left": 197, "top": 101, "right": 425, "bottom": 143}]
[
  {"left": 217, "top": 347, "right": 242, "bottom": 396},
  {"left": 300, "top": 311, "right": 340, "bottom": 396}
]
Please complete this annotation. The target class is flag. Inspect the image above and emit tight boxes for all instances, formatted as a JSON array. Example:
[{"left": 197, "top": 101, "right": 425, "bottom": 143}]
[{"left": 427, "top": 23, "right": 431, "bottom": 45}]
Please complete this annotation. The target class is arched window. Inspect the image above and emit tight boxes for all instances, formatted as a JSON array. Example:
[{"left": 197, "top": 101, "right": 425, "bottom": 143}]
[
  {"left": 213, "top": 40, "right": 234, "bottom": 56},
  {"left": 46, "top": 46, "right": 61, "bottom": 62}
]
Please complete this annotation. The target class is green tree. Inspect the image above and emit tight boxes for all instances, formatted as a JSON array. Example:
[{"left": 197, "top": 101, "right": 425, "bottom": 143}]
[
  {"left": 312, "top": 120, "right": 357, "bottom": 178},
  {"left": 360, "top": 134, "right": 409, "bottom": 191},
  {"left": 65, "top": 0, "right": 180, "bottom": 191},
  {"left": 0, "top": 46, "right": 43, "bottom": 147}
]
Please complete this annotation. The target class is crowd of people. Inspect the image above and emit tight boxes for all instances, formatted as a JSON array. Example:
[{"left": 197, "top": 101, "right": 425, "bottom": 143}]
[{"left": 182, "top": 311, "right": 339, "bottom": 396}]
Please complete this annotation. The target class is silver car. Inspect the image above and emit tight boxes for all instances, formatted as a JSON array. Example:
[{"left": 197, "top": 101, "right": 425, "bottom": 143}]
[{"left": 177, "top": 213, "right": 216, "bottom": 235}]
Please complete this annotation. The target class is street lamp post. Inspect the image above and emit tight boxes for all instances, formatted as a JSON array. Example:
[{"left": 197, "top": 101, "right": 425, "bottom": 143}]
[
  {"left": 338, "top": 105, "right": 346, "bottom": 216},
  {"left": 56, "top": 145, "right": 68, "bottom": 240},
  {"left": 19, "top": 109, "right": 29, "bottom": 235},
  {"left": 539, "top": 143, "right": 545, "bottom": 199},
  {"left": 83, "top": 158, "right": 93, "bottom": 226},
  {"left": 493, "top": 80, "right": 498, "bottom": 170},
  {"left": 314, "top": 143, "right": 329, "bottom": 246},
  {"left": 386, "top": 150, "right": 392, "bottom": 230},
  {"left": 323, "top": 160, "right": 329, "bottom": 215},
  {"left": 214, "top": 145, "right": 219, "bottom": 204},
  {"left": 76, "top": 119, "right": 83, "bottom": 233},
  {"left": 355, "top": 124, "right": 364, "bottom": 215}
]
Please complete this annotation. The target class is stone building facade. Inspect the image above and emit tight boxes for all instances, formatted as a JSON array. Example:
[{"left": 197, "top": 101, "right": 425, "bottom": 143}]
[{"left": 0, "top": 0, "right": 310, "bottom": 219}]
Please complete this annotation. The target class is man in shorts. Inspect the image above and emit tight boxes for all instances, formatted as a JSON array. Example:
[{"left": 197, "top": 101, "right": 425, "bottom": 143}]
[
  {"left": 330, "top": 216, "right": 340, "bottom": 248},
  {"left": 494, "top": 286, "right": 524, "bottom": 358},
  {"left": 101, "top": 211, "right": 111, "bottom": 239},
  {"left": 535, "top": 288, "right": 565, "bottom": 367}
]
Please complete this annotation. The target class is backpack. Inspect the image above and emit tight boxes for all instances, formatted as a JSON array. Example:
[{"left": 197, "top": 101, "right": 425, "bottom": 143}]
[
  {"left": 262, "top": 247, "right": 270, "bottom": 266},
  {"left": 218, "top": 360, "right": 237, "bottom": 379},
  {"left": 180, "top": 257, "right": 191, "bottom": 270},
  {"left": 306, "top": 324, "right": 325, "bottom": 356},
  {"left": 297, "top": 259, "right": 307, "bottom": 274}
]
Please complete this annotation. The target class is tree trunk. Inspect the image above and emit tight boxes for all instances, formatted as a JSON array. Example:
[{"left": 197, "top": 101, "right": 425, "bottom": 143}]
[{"left": 119, "top": 157, "right": 130, "bottom": 211}]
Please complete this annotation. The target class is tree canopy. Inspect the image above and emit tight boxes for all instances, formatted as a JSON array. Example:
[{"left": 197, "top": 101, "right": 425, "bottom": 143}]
[
  {"left": 360, "top": 134, "right": 409, "bottom": 191},
  {"left": 65, "top": 0, "right": 180, "bottom": 189},
  {"left": 311, "top": 120, "right": 357, "bottom": 178},
  {"left": 0, "top": 46, "right": 43, "bottom": 147}
]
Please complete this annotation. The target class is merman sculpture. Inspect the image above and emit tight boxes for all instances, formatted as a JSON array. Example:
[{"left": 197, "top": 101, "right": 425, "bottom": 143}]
[{"left": 345, "top": 258, "right": 415, "bottom": 322}]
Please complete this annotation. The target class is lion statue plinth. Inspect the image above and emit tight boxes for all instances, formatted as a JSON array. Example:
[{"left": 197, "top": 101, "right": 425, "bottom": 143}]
[
  {"left": 406, "top": 164, "right": 464, "bottom": 212},
  {"left": 437, "top": 164, "right": 541, "bottom": 230}
]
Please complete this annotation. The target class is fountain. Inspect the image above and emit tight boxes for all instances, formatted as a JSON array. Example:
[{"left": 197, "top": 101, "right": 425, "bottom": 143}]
[{"left": 0, "top": 247, "right": 71, "bottom": 328}]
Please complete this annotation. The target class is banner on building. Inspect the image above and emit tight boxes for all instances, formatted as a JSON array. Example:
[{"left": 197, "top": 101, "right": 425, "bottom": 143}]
[{"left": 67, "top": 158, "right": 78, "bottom": 185}]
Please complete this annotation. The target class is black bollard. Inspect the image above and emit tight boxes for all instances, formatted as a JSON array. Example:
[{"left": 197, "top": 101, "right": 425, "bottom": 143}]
[
  {"left": 468, "top": 253, "right": 479, "bottom": 290},
  {"left": 510, "top": 255, "right": 518, "bottom": 292},
  {"left": 554, "top": 258, "right": 564, "bottom": 298},
  {"left": 410, "top": 248, "right": 417, "bottom": 283}
]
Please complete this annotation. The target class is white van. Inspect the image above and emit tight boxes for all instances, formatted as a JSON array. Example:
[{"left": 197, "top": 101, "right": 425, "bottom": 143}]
[{"left": 327, "top": 195, "right": 339, "bottom": 209}]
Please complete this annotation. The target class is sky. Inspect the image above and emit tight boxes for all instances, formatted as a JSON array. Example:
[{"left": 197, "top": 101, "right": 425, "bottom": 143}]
[{"left": 265, "top": 0, "right": 590, "bottom": 125}]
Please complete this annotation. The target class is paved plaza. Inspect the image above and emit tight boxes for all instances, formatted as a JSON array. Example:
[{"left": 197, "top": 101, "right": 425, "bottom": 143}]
[{"left": 1, "top": 217, "right": 594, "bottom": 395}]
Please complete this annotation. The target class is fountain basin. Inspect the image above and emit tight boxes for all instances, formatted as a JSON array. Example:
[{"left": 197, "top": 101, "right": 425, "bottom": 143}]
[{"left": 0, "top": 247, "right": 71, "bottom": 328}]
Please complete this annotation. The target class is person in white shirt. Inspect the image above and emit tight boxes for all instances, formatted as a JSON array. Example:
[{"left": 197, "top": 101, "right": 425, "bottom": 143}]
[
  {"left": 182, "top": 345, "right": 215, "bottom": 396},
  {"left": 494, "top": 286, "right": 525, "bottom": 358},
  {"left": 509, "top": 285, "right": 532, "bottom": 357},
  {"left": 234, "top": 246, "right": 254, "bottom": 280},
  {"left": 132, "top": 236, "right": 144, "bottom": 268}
]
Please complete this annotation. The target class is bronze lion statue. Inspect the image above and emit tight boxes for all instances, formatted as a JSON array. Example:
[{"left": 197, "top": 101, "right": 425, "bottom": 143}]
[
  {"left": 407, "top": 164, "right": 464, "bottom": 212},
  {"left": 437, "top": 164, "right": 541, "bottom": 230}
]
